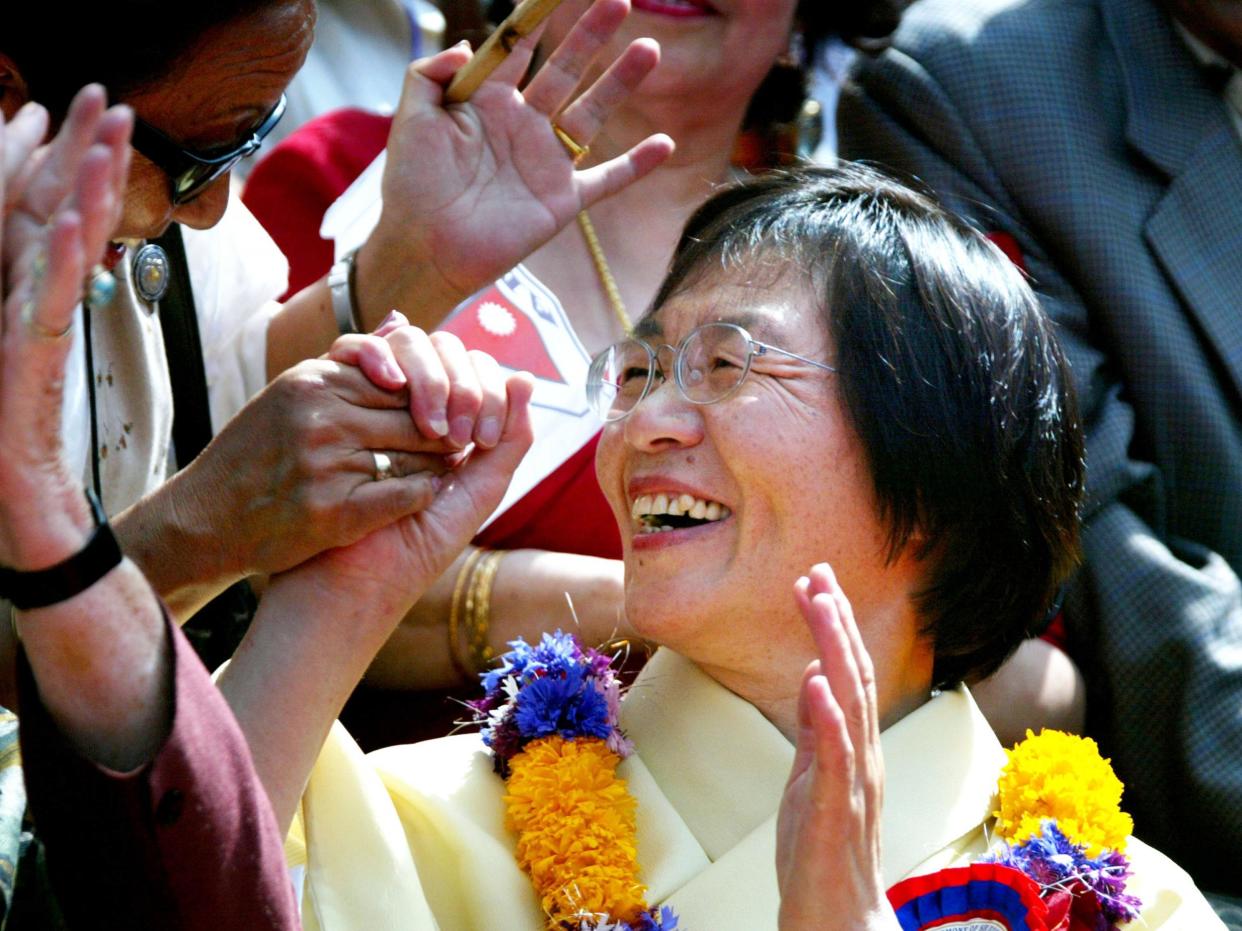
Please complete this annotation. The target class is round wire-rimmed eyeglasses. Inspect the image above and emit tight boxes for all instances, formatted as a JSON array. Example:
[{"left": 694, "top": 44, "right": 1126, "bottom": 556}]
[{"left": 586, "top": 321, "right": 836, "bottom": 422}]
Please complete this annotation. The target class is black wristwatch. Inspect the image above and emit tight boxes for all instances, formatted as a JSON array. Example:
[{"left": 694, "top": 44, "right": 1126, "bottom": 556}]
[{"left": 0, "top": 489, "right": 123, "bottom": 610}]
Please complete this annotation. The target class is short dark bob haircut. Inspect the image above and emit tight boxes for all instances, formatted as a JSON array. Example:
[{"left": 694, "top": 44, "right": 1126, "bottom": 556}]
[{"left": 649, "top": 164, "right": 1085, "bottom": 688}]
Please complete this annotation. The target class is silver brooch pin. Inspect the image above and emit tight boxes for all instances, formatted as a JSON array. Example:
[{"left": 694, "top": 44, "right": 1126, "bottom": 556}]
[{"left": 132, "top": 243, "right": 171, "bottom": 304}]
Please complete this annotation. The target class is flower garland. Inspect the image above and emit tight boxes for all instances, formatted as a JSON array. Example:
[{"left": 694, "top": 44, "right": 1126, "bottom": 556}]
[
  {"left": 889, "top": 728, "right": 1142, "bottom": 931},
  {"left": 469, "top": 631, "right": 678, "bottom": 931},
  {"left": 985, "top": 729, "right": 1141, "bottom": 930}
]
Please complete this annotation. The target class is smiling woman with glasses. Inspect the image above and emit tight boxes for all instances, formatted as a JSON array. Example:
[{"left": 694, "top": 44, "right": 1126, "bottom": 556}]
[{"left": 260, "top": 165, "right": 1234, "bottom": 931}]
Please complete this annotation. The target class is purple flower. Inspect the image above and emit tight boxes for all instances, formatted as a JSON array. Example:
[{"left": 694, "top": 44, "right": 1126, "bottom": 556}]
[
  {"left": 987, "top": 821, "right": 1141, "bottom": 928},
  {"left": 581, "top": 906, "right": 679, "bottom": 931},
  {"left": 622, "top": 906, "right": 679, "bottom": 930},
  {"left": 481, "top": 707, "right": 523, "bottom": 771}
]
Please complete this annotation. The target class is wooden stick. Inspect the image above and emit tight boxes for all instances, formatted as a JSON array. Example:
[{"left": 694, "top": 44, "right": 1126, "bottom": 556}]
[{"left": 445, "top": 0, "right": 568, "bottom": 104}]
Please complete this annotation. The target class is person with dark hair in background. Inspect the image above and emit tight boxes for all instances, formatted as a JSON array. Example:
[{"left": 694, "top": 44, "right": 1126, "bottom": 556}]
[{"left": 837, "top": 0, "right": 1242, "bottom": 911}]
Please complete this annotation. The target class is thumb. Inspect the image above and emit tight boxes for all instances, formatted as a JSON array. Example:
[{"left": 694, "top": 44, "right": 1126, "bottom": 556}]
[
  {"left": 787, "top": 660, "right": 823, "bottom": 790},
  {"left": 399, "top": 43, "right": 474, "bottom": 109}
]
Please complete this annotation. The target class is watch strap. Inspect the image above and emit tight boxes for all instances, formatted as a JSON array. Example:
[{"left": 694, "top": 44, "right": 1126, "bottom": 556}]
[
  {"left": 0, "top": 489, "right": 123, "bottom": 611},
  {"left": 328, "top": 250, "right": 362, "bottom": 335}
]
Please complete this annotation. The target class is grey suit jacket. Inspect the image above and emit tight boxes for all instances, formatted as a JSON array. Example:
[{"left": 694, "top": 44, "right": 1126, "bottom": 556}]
[{"left": 839, "top": 0, "right": 1242, "bottom": 894}]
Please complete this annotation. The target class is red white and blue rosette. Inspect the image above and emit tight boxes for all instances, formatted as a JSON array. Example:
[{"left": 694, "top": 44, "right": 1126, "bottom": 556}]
[{"left": 887, "top": 863, "right": 1050, "bottom": 931}]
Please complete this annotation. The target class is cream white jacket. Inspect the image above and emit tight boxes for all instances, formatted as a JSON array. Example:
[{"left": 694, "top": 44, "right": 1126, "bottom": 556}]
[{"left": 292, "top": 649, "right": 1222, "bottom": 930}]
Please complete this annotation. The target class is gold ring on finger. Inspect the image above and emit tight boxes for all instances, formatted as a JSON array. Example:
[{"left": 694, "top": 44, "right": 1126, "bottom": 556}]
[
  {"left": 372, "top": 450, "right": 395, "bottom": 482},
  {"left": 21, "top": 301, "right": 73, "bottom": 341}
]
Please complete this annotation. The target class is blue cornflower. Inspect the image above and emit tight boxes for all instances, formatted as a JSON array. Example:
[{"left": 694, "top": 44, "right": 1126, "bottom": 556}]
[
  {"left": 513, "top": 664, "right": 612, "bottom": 741},
  {"left": 481, "top": 630, "right": 584, "bottom": 694}
]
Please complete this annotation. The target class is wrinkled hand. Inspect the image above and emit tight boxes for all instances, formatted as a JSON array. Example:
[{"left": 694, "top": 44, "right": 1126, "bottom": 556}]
[
  {"left": 776, "top": 564, "right": 900, "bottom": 931},
  {"left": 169, "top": 354, "right": 458, "bottom": 582},
  {"left": 329, "top": 309, "right": 514, "bottom": 450},
  {"left": 269, "top": 356, "right": 534, "bottom": 633},
  {"left": 0, "top": 86, "right": 130, "bottom": 567},
  {"left": 359, "top": 0, "right": 673, "bottom": 320}
]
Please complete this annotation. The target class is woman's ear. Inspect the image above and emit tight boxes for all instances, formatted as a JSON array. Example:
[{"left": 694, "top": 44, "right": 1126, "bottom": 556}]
[{"left": 0, "top": 54, "right": 31, "bottom": 119}]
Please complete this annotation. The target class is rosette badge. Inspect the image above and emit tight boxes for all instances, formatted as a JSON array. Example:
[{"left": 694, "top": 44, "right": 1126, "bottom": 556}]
[
  {"left": 888, "top": 729, "right": 1142, "bottom": 931},
  {"left": 469, "top": 631, "right": 677, "bottom": 931}
]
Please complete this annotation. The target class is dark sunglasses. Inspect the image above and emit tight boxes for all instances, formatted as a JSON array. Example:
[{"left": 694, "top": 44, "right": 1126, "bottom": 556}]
[{"left": 130, "top": 94, "right": 287, "bottom": 205}]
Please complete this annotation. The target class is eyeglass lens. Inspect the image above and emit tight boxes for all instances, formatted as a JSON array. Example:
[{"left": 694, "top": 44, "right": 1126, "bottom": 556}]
[{"left": 587, "top": 323, "right": 753, "bottom": 421}]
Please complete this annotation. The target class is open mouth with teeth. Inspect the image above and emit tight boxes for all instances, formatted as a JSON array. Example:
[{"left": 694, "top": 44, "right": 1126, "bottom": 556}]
[{"left": 631, "top": 492, "right": 732, "bottom": 534}]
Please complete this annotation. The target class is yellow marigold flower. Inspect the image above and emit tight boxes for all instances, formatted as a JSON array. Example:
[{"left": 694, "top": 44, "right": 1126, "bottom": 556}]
[
  {"left": 507, "top": 736, "right": 649, "bottom": 928},
  {"left": 994, "top": 728, "right": 1133, "bottom": 856}
]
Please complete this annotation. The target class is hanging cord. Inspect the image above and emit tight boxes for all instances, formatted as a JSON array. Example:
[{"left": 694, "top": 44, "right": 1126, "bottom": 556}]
[
  {"left": 82, "top": 302, "right": 102, "bottom": 503},
  {"left": 576, "top": 210, "right": 633, "bottom": 334}
]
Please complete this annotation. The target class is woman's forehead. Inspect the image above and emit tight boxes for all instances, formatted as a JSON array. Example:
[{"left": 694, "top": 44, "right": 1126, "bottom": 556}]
[{"left": 641, "top": 268, "right": 823, "bottom": 343}]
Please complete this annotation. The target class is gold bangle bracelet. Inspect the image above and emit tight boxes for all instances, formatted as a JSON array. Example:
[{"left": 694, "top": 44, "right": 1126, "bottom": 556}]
[
  {"left": 465, "top": 550, "right": 505, "bottom": 674},
  {"left": 448, "top": 546, "right": 487, "bottom": 680}
]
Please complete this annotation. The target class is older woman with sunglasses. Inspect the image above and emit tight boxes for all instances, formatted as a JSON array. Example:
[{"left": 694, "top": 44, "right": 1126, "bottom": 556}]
[
  {"left": 222, "top": 164, "right": 1220, "bottom": 929},
  {"left": 0, "top": 82, "right": 546, "bottom": 924}
]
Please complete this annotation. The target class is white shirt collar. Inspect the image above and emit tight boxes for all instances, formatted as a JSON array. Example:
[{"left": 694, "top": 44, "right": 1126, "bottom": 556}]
[{"left": 1176, "top": 21, "right": 1242, "bottom": 138}]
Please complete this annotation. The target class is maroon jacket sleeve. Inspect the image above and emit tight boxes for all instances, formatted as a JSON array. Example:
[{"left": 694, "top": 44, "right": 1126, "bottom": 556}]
[{"left": 17, "top": 608, "right": 300, "bottom": 930}]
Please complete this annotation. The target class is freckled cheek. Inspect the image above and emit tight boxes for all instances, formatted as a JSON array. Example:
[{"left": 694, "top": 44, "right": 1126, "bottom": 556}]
[{"left": 593, "top": 428, "right": 630, "bottom": 527}]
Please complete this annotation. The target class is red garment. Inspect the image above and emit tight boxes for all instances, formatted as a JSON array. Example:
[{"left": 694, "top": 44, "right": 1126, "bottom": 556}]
[
  {"left": 244, "top": 107, "right": 621, "bottom": 561},
  {"left": 243, "top": 108, "right": 393, "bottom": 300},
  {"left": 476, "top": 431, "right": 620, "bottom": 559},
  {"left": 19, "top": 608, "right": 300, "bottom": 929}
]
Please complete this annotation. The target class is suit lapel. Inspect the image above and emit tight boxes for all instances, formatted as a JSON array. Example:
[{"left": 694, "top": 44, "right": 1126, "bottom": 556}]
[
  {"left": 1101, "top": 0, "right": 1227, "bottom": 176},
  {"left": 1102, "top": 0, "right": 1242, "bottom": 401},
  {"left": 1145, "top": 136, "right": 1242, "bottom": 400}
]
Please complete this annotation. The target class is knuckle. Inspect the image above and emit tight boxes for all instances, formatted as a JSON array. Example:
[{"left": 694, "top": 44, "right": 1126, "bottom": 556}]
[
  {"left": 301, "top": 484, "right": 342, "bottom": 524},
  {"left": 387, "top": 324, "right": 428, "bottom": 351},
  {"left": 429, "top": 329, "right": 466, "bottom": 355},
  {"left": 465, "top": 347, "right": 496, "bottom": 368}
]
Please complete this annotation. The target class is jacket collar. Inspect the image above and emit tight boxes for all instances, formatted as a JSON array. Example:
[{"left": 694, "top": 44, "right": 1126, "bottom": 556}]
[
  {"left": 1100, "top": 0, "right": 1235, "bottom": 177},
  {"left": 622, "top": 649, "right": 1007, "bottom": 885}
]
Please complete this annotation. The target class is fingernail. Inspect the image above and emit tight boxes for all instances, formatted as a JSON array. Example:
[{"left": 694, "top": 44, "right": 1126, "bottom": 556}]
[
  {"left": 419, "top": 472, "right": 443, "bottom": 493},
  {"left": 383, "top": 360, "right": 406, "bottom": 384},
  {"left": 455, "top": 39, "right": 471, "bottom": 50},
  {"left": 379, "top": 309, "right": 401, "bottom": 329},
  {"left": 450, "top": 415, "right": 474, "bottom": 448},
  {"left": 476, "top": 416, "right": 501, "bottom": 448},
  {"left": 428, "top": 414, "right": 449, "bottom": 438}
]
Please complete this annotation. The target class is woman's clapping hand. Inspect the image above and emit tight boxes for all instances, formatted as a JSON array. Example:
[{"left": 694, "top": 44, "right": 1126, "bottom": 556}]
[
  {"left": 776, "top": 564, "right": 901, "bottom": 931},
  {"left": 0, "top": 86, "right": 130, "bottom": 568}
]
